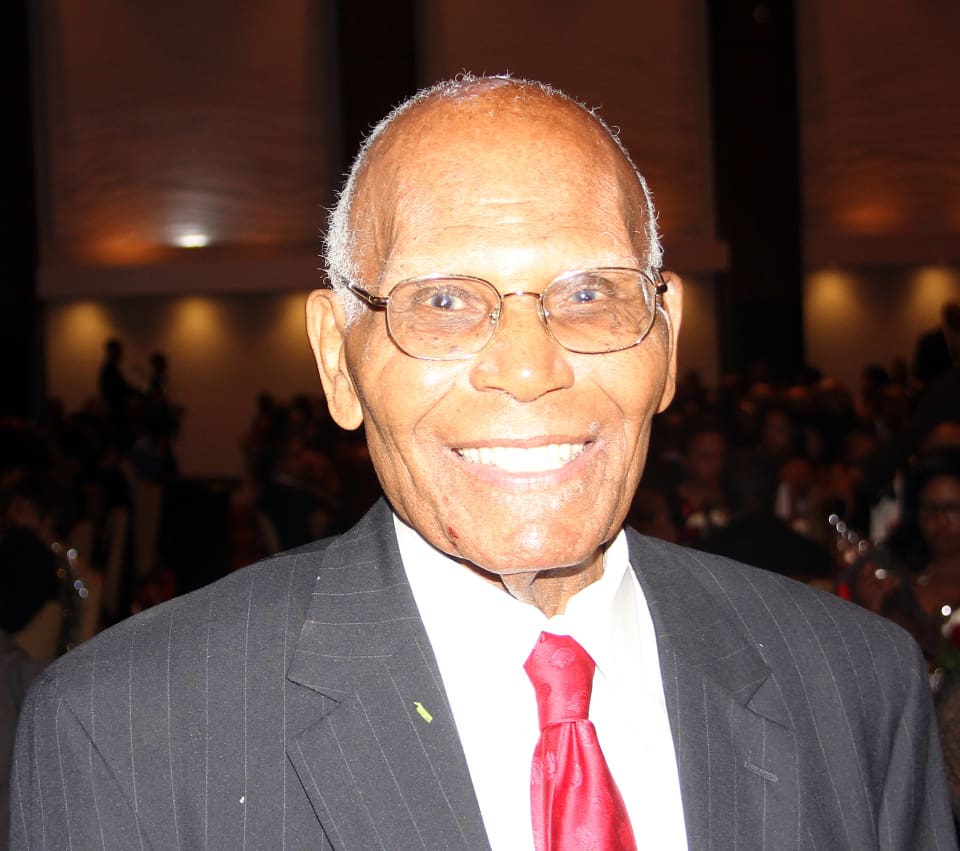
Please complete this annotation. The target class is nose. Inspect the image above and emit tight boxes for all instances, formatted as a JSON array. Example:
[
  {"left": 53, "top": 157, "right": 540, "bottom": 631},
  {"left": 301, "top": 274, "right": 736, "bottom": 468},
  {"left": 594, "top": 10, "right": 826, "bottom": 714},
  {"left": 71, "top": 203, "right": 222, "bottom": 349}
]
[{"left": 469, "top": 292, "right": 574, "bottom": 402}]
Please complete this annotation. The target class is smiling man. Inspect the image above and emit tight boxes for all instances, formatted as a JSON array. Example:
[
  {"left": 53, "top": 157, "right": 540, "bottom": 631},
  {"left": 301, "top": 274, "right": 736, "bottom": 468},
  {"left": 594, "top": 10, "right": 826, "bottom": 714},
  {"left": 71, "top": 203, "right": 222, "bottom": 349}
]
[
  {"left": 12, "top": 76, "right": 957, "bottom": 850},
  {"left": 310, "top": 78, "right": 678, "bottom": 620}
]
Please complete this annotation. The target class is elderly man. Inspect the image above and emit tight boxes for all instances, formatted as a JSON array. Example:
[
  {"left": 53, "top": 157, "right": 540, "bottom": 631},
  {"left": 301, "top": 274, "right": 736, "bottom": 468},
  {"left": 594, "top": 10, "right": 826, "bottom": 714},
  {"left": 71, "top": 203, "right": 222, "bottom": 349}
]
[{"left": 11, "top": 76, "right": 955, "bottom": 850}]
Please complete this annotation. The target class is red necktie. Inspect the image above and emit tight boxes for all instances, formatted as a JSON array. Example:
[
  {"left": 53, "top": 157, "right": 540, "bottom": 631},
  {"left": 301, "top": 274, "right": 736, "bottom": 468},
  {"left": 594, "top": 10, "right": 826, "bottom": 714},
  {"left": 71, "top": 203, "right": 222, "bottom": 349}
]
[{"left": 524, "top": 631, "right": 637, "bottom": 851}]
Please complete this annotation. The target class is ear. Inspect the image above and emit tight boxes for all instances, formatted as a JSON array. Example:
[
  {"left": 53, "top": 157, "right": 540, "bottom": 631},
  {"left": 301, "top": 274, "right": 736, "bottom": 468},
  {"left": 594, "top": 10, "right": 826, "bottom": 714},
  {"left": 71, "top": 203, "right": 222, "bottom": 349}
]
[
  {"left": 655, "top": 271, "right": 683, "bottom": 413},
  {"left": 306, "top": 289, "right": 364, "bottom": 430}
]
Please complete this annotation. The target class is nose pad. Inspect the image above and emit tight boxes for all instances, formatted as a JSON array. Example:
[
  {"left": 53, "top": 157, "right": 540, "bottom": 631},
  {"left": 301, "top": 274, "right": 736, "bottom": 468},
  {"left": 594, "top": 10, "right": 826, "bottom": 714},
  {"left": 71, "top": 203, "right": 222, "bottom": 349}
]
[
  {"left": 488, "top": 291, "right": 557, "bottom": 348},
  {"left": 470, "top": 291, "right": 574, "bottom": 401}
]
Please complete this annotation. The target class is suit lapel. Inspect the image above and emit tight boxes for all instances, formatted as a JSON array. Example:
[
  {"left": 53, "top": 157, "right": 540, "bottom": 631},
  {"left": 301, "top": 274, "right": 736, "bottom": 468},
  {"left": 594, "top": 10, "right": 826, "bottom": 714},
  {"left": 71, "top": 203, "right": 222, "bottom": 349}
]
[
  {"left": 285, "top": 509, "right": 800, "bottom": 848},
  {"left": 286, "top": 502, "right": 490, "bottom": 850},
  {"left": 627, "top": 531, "right": 801, "bottom": 850}
]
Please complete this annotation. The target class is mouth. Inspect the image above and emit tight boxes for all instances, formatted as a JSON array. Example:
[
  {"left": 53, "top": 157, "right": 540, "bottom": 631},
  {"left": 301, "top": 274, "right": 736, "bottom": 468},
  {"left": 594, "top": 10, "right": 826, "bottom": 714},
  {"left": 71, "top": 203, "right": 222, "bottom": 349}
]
[{"left": 454, "top": 442, "right": 586, "bottom": 474}]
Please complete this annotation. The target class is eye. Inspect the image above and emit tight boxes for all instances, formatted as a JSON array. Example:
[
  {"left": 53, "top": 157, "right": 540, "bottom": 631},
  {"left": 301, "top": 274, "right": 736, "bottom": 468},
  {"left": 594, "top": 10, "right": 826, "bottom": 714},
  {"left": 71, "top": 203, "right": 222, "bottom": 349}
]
[
  {"left": 551, "top": 273, "right": 617, "bottom": 307},
  {"left": 570, "top": 287, "right": 602, "bottom": 304},
  {"left": 412, "top": 286, "right": 470, "bottom": 310},
  {"left": 404, "top": 281, "right": 493, "bottom": 321},
  {"left": 426, "top": 291, "right": 462, "bottom": 310}
]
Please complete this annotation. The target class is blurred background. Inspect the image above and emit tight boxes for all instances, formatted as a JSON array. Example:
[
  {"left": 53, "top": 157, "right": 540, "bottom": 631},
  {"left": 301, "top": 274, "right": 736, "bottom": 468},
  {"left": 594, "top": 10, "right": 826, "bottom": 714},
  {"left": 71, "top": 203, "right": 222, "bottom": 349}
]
[
  {"left": 1, "top": 0, "right": 960, "bottom": 613},
  {"left": 7, "top": 1, "right": 960, "bottom": 826},
  {"left": 5, "top": 0, "right": 959, "bottom": 476}
]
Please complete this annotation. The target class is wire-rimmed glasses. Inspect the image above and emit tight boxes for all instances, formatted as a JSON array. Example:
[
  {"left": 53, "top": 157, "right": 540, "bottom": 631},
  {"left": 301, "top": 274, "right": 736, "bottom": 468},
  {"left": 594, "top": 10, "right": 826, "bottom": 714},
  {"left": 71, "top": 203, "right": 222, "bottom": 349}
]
[{"left": 345, "top": 267, "right": 668, "bottom": 361}]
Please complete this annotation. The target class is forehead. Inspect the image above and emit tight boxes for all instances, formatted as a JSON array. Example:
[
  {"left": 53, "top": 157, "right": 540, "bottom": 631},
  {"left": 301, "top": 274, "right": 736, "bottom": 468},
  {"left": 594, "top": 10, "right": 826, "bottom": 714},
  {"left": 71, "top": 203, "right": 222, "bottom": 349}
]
[{"left": 350, "top": 87, "right": 650, "bottom": 277}]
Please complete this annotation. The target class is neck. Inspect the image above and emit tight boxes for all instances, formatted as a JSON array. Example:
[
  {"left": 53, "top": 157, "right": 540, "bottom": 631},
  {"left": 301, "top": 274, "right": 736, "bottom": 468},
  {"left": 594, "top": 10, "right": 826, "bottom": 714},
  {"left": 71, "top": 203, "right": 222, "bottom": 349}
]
[{"left": 497, "top": 553, "right": 605, "bottom": 617}]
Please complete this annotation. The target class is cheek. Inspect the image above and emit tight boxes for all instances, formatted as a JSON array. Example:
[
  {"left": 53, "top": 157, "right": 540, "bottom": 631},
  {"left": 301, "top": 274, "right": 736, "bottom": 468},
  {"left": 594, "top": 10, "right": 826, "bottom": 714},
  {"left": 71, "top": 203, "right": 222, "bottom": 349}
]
[
  {"left": 353, "top": 356, "right": 462, "bottom": 481},
  {"left": 608, "top": 365, "right": 666, "bottom": 447}
]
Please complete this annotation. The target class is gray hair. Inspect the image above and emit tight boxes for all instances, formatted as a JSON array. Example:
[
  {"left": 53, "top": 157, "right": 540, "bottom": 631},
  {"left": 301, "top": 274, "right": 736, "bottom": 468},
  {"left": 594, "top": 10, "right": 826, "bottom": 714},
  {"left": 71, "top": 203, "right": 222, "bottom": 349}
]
[{"left": 322, "top": 73, "right": 662, "bottom": 326}]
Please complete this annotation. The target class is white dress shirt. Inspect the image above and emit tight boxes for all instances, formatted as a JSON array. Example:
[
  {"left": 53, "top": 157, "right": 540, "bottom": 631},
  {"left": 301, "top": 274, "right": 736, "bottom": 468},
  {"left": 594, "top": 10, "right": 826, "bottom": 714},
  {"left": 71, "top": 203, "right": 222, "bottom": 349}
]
[{"left": 395, "top": 515, "right": 688, "bottom": 851}]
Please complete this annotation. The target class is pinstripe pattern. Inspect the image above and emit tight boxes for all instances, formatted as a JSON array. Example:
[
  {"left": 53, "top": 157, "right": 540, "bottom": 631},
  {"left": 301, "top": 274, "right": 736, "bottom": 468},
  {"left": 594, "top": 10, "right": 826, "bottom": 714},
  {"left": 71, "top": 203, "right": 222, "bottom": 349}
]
[
  {"left": 633, "top": 532, "right": 957, "bottom": 849},
  {"left": 11, "top": 499, "right": 957, "bottom": 849}
]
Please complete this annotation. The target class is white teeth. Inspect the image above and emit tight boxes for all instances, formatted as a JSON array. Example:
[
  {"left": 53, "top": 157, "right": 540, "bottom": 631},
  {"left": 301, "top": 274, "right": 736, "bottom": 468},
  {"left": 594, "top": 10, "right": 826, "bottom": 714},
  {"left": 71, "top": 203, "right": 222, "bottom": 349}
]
[{"left": 457, "top": 443, "right": 585, "bottom": 473}]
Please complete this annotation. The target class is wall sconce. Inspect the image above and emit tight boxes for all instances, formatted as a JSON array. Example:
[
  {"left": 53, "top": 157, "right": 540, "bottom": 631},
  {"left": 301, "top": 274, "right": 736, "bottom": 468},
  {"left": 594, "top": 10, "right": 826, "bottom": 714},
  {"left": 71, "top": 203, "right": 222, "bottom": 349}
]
[{"left": 175, "top": 232, "right": 210, "bottom": 248}]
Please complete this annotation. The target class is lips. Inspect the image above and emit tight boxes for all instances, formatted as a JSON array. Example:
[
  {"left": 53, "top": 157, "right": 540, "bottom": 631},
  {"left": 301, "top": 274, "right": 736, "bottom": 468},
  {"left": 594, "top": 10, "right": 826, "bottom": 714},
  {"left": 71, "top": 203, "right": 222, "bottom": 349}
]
[{"left": 454, "top": 442, "right": 586, "bottom": 473}]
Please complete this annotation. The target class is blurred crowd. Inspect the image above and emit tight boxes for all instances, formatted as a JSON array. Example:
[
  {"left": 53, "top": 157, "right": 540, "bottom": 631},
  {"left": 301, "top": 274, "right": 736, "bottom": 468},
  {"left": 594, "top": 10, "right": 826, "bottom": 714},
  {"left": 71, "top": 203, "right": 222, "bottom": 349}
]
[
  {"left": 7, "top": 331, "right": 960, "bottom": 659},
  {"left": 6, "top": 325, "right": 960, "bottom": 825},
  {"left": 0, "top": 339, "right": 384, "bottom": 661},
  {"left": 633, "top": 340, "right": 960, "bottom": 818}
]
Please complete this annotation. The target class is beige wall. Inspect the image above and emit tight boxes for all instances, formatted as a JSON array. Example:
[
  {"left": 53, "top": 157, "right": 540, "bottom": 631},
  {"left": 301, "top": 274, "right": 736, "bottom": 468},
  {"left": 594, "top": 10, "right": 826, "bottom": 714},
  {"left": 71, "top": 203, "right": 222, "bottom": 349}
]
[
  {"left": 45, "top": 261, "right": 960, "bottom": 480},
  {"left": 673, "top": 274, "right": 719, "bottom": 386},
  {"left": 45, "top": 292, "right": 322, "bottom": 478},
  {"left": 35, "top": 0, "right": 725, "bottom": 478},
  {"left": 34, "top": 0, "right": 337, "bottom": 478},
  {"left": 805, "top": 265, "right": 960, "bottom": 394},
  {"left": 44, "top": 277, "right": 720, "bottom": 479},
  {"left": 35, "top": 1, "right": 960, "bottom": 479}
]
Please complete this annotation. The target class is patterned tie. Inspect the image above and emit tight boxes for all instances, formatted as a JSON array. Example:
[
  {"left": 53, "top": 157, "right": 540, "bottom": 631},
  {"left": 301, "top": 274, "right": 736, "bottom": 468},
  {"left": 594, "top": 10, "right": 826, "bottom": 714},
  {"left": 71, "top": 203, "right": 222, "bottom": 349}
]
[{"left": 524, "top": 631, "right": 637, "bottom": 851}]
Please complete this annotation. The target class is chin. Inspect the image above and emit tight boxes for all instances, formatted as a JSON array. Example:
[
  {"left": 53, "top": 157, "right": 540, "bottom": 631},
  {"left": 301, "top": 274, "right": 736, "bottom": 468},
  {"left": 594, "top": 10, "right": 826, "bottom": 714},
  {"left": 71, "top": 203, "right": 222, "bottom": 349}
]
[{"left": 446, "top": 525, "right": 608, "bottom": 579}]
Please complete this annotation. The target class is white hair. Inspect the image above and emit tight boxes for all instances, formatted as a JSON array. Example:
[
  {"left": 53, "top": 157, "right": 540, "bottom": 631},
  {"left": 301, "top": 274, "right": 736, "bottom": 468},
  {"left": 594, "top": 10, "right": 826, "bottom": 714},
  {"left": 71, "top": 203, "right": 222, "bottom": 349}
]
[{"left": 322, "top": 73, "right": 663, "bottom": 326}]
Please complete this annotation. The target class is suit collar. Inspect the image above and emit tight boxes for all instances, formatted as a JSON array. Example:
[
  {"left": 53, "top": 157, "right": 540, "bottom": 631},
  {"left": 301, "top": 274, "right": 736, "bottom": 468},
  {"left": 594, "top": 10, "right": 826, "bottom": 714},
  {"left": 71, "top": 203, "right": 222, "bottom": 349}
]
[
  {"left": 626, "top": 528, "right": 778, "bottom": 716},
  {"left": 286, "top": 509, "right": 792, "bottom": 849},
  {"left": 627, "top": 529, "right": 799, "bottom": 849},
  {"left": 286, "top": 499, "right": 491, "bottom": 850},
  {"left": 286, "top": 499, "right": 418, "bottom": 698}
]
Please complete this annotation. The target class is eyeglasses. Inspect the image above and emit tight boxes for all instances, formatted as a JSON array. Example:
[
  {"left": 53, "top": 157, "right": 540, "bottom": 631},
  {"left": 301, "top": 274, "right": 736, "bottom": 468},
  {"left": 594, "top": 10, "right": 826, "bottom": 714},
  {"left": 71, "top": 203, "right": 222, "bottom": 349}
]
[{"left": 346, "top": 267, "right": 668, "bottom": 361}]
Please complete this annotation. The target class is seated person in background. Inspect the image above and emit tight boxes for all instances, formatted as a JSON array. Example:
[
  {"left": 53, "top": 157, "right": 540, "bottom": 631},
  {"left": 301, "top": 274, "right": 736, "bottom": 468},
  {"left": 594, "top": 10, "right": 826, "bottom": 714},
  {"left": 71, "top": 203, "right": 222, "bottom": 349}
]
[
  {"left": 854, "top": 447, "right": 960, "bottom": 659},
  {"left": 626, "top": 486, "right": 678, "bottom": 544},
  {"left": 0, "top": 474, "right": 99, "bottom": 659},
  {"left": 667, "top": 418, "right": 731, "bottom": 544},
  {"left": 0, "top": 476, "right": 61, "bottom": 657},
  {"left": 853, "top": 443, "right": 960, "bottom": 829},
  {"left": 699, "top": 453, "right": 834, "bottom": 581}
]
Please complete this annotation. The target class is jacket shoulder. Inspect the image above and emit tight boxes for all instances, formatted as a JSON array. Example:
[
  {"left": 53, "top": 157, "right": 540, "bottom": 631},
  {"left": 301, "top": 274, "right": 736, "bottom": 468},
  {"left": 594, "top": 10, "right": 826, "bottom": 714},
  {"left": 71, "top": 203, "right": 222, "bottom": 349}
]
[
  {"left": 627, "top": 529, "right": 924, "bottom": 670},
  {"left": 28, "top": 536, "right": 331, "bottom": 712}
]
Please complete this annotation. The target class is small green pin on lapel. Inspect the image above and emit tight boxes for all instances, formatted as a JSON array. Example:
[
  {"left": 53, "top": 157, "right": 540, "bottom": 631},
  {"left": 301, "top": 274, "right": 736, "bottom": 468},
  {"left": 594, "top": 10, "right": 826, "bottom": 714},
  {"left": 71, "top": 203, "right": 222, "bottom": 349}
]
[{"left": 413, "top": 701, "right": 433, "bottom": 723}]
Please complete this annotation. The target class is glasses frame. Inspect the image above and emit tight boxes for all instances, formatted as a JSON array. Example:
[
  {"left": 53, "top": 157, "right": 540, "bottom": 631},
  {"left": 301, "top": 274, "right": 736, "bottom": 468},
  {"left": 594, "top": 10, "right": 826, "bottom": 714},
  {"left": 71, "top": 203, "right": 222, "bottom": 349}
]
[{"left": 345, "top": 267, "right": 669, "bottom": 361}]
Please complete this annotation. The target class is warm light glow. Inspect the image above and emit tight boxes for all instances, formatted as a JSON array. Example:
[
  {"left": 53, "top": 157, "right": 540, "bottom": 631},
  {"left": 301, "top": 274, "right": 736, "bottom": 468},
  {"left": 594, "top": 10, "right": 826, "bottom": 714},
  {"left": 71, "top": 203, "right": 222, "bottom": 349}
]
[
  {"left": 905, "top": 266, "right": 960, "bottom": 326},
  {"left": 169, "top": 297, "right": 227, "bottom": 356},
  {"left": 175, "top": 232, "right": 210, "bottom": 248},
  {"left": 280, "top": 292, "right": 309, "bottom": 345},
  {"left": 44, "top": 301, "right": 119, "bottom": 410},
  {"left": 806, "top": 269, "right": 860, "bottom": 313},
  {"left": 838, "top": 200, "right": 903, "bottom": 234},
  {"left": 259, "top": 292, "right": 312, "bottom": 362},
  {"left": 84, "top": 235, "right": 167, "bottom": 266},
  {"left": 53, "top": 301, "right": 114, "bottom": 348}
]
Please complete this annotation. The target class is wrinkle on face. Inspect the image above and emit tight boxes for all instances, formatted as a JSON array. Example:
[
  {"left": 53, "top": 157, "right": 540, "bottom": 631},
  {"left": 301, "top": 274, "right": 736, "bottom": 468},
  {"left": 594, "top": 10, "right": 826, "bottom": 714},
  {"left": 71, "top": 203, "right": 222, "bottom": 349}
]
[
  {"left": 351, "top": 93, "right": 652, "bottom": 288},
  {"left": 325, "top": 82, "right": 680, "bottom": 615}
]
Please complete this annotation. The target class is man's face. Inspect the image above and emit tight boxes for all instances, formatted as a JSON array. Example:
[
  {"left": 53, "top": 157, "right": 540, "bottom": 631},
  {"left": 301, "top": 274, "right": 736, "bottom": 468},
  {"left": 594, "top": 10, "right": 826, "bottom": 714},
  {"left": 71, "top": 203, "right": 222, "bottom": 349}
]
[
  {"left": 309, "top": 92, "right": 681, "bottom": 592},
  {"left": 918, "top": 475, "right": 960, "bottom": 558},
  {"left": 687, "top": 430, "right": 727, "bottom": 486}
]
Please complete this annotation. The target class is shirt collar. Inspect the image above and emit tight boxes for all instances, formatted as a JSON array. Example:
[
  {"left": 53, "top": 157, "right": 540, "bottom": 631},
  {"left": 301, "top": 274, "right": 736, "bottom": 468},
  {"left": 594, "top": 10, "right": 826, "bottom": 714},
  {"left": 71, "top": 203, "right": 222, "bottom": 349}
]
[{"left": 393, "top": 513, "right": 637, "bottom": 676}]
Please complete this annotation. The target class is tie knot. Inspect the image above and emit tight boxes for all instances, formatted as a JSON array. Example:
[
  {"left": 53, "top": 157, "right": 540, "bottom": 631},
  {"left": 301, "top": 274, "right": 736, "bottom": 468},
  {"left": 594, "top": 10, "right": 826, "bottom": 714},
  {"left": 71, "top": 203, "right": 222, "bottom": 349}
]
[{"left": 524, "top": 632, "right": 595, "bottom": 729}]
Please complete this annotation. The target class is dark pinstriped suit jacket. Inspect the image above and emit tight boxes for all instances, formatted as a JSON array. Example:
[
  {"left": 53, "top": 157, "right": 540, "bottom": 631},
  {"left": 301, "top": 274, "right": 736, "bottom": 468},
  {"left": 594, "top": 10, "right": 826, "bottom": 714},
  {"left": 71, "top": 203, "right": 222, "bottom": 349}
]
[{"left": 11, "top": 499, "right": 958, "bottom": 849}]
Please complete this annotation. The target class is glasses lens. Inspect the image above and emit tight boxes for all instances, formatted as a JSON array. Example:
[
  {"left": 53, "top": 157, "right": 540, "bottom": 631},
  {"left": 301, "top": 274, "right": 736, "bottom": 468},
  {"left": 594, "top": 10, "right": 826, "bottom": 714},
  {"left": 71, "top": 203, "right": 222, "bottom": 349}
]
[
  {"left": 543, "top": 268, "right": 656, "bottom": 354},
  {"left": 387, "top": 277, "right": 500, "bottom": 359}
]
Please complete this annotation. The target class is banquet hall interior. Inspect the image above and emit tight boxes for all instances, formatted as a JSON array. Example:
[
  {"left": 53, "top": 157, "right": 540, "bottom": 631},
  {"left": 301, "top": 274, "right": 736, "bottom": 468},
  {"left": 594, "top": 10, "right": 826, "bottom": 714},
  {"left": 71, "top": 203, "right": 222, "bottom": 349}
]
[{"left": 2, "top": 0, "right": 960, "bottom": 689}]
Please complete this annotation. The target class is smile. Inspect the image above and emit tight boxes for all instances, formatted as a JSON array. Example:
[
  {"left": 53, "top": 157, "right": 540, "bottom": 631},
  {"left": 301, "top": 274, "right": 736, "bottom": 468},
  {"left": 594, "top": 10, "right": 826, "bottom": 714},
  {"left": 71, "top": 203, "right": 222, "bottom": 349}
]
[{"left": 455, "top": 442, "right": 586, "bottom": 473}]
